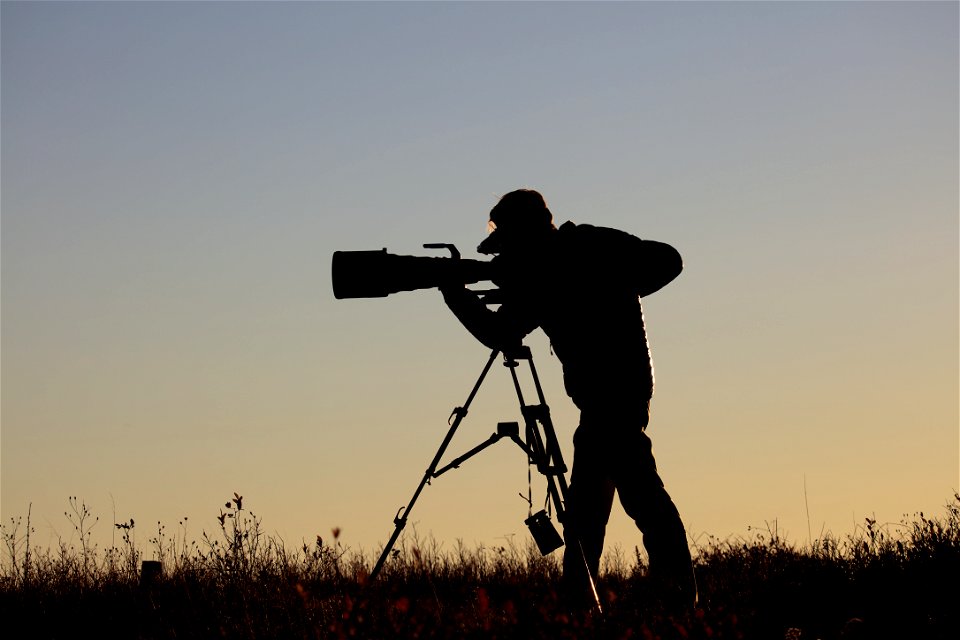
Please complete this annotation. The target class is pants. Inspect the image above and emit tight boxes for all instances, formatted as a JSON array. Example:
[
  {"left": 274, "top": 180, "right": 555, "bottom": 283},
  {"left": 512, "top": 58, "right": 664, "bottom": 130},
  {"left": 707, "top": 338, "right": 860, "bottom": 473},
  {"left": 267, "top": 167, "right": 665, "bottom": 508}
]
[{"left": 561, "top": 402, "right": 696, "bottom": 604}]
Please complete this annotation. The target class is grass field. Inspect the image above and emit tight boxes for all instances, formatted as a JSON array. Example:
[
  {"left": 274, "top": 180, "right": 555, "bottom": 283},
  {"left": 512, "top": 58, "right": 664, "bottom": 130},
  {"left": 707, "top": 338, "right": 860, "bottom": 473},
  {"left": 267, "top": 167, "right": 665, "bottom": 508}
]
[{"left": 2, "top": 493, "right": 957, "bottom": 639}]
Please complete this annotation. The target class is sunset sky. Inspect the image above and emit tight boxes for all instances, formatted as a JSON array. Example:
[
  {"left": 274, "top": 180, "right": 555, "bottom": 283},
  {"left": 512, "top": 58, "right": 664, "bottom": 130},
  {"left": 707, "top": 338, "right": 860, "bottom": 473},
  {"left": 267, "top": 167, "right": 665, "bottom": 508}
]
[{"left": 2, "top": 1, "right": 957, "bottom": 562}]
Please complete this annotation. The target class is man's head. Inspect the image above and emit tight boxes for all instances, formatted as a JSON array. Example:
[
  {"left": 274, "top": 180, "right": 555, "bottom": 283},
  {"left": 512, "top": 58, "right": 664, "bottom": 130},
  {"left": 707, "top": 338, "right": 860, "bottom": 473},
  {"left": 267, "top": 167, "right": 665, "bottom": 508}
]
[{"left": 478, "top": 189, "right": 556, "bottom": 255}]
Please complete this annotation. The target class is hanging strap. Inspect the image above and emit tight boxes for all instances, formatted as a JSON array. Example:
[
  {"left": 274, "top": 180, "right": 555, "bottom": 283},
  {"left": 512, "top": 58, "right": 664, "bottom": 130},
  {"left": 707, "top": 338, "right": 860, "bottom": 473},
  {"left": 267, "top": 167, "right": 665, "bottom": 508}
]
[{"left": 526, "top": 462, "right": 534, "bottom": 518}]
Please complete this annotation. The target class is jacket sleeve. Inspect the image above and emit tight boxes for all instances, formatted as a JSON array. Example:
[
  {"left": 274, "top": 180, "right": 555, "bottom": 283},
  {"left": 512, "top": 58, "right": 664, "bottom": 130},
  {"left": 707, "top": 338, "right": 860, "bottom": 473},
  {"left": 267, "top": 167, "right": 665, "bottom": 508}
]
[
  {"left": 440, "top": 285, "right": 538, "bottom": 351},
  {"left": 573, "top": 224, "right": 682, "bottom": 297},
  {"left": 632, "top": 239, "right": 683, "bottom": 298}
]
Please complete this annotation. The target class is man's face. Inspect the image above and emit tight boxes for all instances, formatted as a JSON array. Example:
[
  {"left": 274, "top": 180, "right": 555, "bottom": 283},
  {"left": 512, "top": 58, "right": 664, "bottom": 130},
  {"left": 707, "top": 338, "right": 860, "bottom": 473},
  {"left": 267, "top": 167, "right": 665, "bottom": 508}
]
[{"left": 480, "top": 219, "right": 551, "bottom": 256}]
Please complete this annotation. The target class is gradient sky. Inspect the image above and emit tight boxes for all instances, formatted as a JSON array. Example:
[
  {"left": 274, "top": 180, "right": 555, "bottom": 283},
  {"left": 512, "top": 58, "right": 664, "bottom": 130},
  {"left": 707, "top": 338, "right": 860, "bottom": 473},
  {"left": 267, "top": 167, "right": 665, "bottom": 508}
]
[{"left": 2, "top": 1, "right": 957, "bottom": 563}]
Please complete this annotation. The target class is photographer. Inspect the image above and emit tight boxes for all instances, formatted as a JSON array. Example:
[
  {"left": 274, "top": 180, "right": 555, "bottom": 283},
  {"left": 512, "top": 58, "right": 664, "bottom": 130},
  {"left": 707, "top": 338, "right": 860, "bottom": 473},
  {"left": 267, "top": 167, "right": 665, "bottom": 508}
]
[{"left": 440, "top": 189, "right": 697, "bottom": 609}]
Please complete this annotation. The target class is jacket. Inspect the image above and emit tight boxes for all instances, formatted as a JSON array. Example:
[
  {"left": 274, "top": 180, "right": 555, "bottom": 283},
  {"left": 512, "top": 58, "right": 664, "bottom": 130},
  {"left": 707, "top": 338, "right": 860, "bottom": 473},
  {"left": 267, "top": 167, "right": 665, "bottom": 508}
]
[{"left": 442, "top": 222, "right": 682, "bottom": 410}]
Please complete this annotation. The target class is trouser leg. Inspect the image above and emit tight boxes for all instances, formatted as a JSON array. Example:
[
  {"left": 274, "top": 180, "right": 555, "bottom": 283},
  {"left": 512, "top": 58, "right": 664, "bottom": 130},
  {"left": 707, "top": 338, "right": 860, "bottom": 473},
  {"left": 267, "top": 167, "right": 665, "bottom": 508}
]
[
  {"left": 614, "top": 429, "right": 697, "bottom": 606},
  {"left": 561, "top": 424, "right": 615, "bottom": 597}
]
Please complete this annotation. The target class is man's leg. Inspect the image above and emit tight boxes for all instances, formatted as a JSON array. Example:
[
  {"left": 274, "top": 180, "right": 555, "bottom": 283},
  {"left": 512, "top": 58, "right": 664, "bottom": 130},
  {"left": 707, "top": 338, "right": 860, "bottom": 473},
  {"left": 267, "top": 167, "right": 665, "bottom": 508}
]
[
  {"left": 614, "top": 425, "right": 697, "bottom": 608},
  {"left": 561, "top": 422, "right": 615, "bottom": 601}
]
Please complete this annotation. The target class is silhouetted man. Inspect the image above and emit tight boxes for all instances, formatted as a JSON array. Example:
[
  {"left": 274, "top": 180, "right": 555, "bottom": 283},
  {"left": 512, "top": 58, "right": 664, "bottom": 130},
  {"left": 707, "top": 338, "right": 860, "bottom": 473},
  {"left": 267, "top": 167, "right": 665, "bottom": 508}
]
[{"left": 440, "top": 189, "right": 696, "bottom": 608}]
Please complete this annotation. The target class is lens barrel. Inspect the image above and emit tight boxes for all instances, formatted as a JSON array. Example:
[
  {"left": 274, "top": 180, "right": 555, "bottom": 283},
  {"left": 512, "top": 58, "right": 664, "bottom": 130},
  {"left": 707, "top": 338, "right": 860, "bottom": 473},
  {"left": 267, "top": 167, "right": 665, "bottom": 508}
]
[{"left": 332, "top": 249, "right": 494, "bottom": 299}]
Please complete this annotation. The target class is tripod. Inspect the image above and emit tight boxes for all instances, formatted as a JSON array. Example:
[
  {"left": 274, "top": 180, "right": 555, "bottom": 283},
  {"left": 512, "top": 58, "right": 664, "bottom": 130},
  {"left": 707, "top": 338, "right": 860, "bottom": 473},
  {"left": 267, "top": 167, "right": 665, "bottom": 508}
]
[{"left": 368, "top": 346, "right": 601, "bottom": 612}]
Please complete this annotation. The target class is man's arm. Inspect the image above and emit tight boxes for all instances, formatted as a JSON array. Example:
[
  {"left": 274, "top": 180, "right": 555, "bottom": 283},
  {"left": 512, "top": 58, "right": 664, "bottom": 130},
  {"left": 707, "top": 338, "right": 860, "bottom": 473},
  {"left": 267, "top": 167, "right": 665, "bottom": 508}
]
[
  {"left": 632, "top": 239, "right": 682, "bottom": 298},
  {"left": 571, "top": 224, "right": 682, "bottom": 297},
  {"left": 440, "top": 285, "right": 537, "bottom": 352}
]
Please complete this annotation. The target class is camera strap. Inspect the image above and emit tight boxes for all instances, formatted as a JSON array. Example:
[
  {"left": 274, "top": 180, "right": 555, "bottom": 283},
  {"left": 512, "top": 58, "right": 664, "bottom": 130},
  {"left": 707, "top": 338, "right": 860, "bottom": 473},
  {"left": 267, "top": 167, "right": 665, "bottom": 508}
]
[
  {"left": 524, "top": 456, "right": 556, "bottom": 520},
  {"left": 526, "top": 462, "right": 534, "bottom": 518}
]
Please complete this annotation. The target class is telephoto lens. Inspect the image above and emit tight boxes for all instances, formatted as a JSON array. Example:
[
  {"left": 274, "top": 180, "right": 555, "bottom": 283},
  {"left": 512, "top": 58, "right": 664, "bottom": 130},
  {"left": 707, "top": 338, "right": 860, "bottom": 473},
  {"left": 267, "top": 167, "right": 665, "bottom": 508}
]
[{"left": 331, "top": 247, "right": 494, "bottom": 299}]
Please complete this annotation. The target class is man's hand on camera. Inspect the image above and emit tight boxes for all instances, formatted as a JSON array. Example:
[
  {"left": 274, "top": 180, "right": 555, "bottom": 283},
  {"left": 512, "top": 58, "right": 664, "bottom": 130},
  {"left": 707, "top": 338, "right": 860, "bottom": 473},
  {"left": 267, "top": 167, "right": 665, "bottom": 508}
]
[{"left": 439, "top": 281, "right": 476, "bottom": 307}]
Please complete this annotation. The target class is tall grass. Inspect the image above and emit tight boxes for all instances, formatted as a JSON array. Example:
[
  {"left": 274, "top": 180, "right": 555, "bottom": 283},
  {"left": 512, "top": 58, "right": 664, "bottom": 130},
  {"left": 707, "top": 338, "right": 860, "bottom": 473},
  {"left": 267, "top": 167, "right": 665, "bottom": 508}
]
[{"left": 2, "top": 494, "right": 957, "bottom": 639}]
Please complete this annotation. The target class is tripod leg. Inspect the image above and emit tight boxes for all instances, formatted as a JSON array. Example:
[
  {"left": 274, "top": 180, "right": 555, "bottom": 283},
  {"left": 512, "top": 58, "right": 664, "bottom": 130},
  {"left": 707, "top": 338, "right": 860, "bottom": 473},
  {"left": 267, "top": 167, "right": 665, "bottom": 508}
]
[
  {"left": 369, "top": 349, "right": 499, "bottom": 580},
  {"left": 509, "top": 353, "right": 603, "bottom": 614},
  {"left": 370, "top": 510, "right": 408, "bottom": 580}
]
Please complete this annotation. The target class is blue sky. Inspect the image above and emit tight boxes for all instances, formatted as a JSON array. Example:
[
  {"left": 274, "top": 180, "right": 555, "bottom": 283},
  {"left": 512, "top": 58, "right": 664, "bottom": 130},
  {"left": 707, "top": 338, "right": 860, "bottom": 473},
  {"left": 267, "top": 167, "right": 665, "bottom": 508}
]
[{"left": 2, "top": 1, "right": 957, "bottom": 559}]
